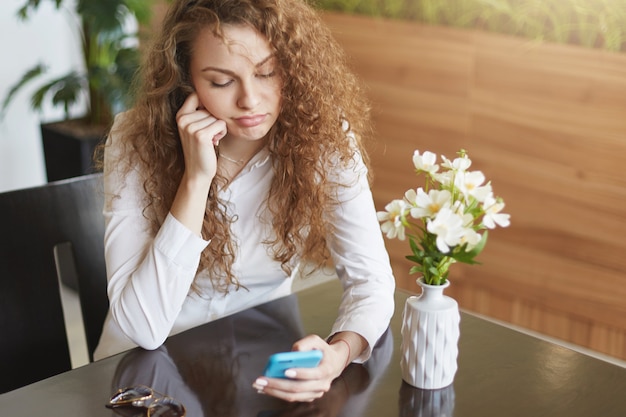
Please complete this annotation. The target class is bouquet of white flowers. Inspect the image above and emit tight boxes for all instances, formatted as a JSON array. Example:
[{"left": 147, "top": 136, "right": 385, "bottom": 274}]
[{"left": 377, "top": 149, "right": 510, "bottom": 285}]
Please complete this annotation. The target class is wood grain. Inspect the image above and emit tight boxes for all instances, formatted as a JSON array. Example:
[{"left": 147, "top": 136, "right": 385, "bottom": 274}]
[{"left": 322, "top": 12, "right": 626, "bottom": 360}]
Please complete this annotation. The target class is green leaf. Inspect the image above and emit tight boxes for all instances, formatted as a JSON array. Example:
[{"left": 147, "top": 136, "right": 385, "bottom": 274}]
[
  {"left": 406, "top": 255, "right": 422, "bottom": 263},
  {"left": 51, "top": 73, "right": 83, "bottom": 110},
  {"left": 454, "top": 231, "right": 489, "bottom": 264},
  {"left": 30, "top": 72, "right": 84, "bottom": 118},
  {"left": 2, "top": 64, "right": 47, "bottom": 113},
  {"left": 78, "top": 0, "right": 153, "bottom": 34},
  {"left": 124, "top": 0, "right": 154, "bottom": 25},
  {"left": 453, "top": 251, "right": 480, "bottom": 265},
  {"left": 409, "top": 265, "right": 423, "bottom": 275},
  {"left": 17, "top": 0, "right": 64, "bottom": 20}
]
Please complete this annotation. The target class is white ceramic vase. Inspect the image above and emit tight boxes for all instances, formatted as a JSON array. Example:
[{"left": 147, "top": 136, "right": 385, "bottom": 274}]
[{"left": 401, "top": 278, "right": 460, "bottom": 389}]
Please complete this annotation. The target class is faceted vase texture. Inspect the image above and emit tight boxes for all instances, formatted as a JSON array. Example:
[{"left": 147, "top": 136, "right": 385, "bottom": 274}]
[{"left": 401, "top": 278, "right": 460, "bottom": 389}]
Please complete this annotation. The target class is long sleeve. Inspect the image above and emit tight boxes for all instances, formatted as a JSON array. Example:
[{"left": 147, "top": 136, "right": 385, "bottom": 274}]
[
  {"left": 96, "top": 117, "right": 394, "bottom": 361},
  {"left": 327, "top": 151, "right": 396, "bottom": 362},
  {"left": 102, "top": 119, "right": 209, "bottom": 350}
]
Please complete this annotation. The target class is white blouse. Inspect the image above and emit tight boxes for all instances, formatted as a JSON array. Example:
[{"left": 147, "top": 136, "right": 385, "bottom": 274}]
[{"left": 93, "top": 121, "right": 395, "bottom": 361}]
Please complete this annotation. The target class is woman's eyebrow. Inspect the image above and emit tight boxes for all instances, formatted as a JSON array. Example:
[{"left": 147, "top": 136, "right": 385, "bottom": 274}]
[{"left": 200, "top": 54, "right": 274, "bottom": 74}]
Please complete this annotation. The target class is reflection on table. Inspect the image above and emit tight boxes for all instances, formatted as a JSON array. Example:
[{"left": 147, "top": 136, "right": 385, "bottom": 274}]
[{"left": 110, "top": 294, "right": 392, "bottom": 417}]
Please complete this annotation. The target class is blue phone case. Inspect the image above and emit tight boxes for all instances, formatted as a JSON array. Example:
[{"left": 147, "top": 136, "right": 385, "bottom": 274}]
[{"left": 263, "top": 350, "right": 323, "bottom": 378}]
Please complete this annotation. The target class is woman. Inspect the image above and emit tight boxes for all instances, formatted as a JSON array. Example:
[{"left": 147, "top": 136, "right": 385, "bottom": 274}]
[{"left": 94, "top": 0, "right": 395, "bottom": 403}]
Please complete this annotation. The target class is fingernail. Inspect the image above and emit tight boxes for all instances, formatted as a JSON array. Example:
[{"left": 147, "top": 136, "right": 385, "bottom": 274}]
[
  {"left": 284, "top": 369, "right": 297, "bottom": 378},
  {"left": 254, "top": 378, "right": 268, "bottom": 387}
]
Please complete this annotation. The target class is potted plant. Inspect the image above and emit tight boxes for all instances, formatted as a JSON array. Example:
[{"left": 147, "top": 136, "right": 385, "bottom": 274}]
[
  {"left": 377, "top": 149, "right": 510, "bottom": 389},
  {"left": 2, "top": 0, "right": 155, "bottom": 181}
]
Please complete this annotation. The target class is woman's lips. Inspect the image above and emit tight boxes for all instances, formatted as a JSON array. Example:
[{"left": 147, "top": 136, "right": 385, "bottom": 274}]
[{"left": 235, "top": 114, "right": 267, "bottom": 128}]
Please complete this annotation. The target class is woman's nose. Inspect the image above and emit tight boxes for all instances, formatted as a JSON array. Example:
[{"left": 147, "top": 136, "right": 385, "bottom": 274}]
[{"left": 237, "top": 80, "right": 261, "bottom": 109}]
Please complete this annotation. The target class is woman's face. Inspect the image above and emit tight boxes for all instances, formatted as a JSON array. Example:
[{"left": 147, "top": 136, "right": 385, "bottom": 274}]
[{"left": 190, "top": 24, "right": 282, "bottom": 144}]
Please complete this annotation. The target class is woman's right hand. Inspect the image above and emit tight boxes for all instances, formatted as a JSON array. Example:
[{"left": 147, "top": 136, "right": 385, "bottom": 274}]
[
  {"left": 176, "top": 92, "right": 227, "bottom": 184},
  {"left": 171, "top": 93, "right": 227, "bottom": 235}
]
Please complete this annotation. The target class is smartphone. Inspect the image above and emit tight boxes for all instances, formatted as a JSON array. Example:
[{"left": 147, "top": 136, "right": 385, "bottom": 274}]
[{"left": 263, "top": 350, "right": 323, "bottom": 378}]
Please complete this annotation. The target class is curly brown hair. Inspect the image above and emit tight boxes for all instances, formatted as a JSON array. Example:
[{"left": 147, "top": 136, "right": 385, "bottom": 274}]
[{"left": 103, "top": 0, "right": 373, "bottom": 293}]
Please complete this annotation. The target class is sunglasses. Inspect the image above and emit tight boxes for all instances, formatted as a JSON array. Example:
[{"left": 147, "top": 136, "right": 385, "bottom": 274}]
[{"left": 106, "top": 385, "right": 186, "bottom": 417}]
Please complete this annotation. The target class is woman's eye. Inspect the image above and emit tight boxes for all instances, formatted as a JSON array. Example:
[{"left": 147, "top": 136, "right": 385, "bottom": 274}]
[
  {"left": 211, "top": 80, "right": 233, "bottom": 88},
  {"left": 257, "top": 70, "right": 275, "bottom": 79}
]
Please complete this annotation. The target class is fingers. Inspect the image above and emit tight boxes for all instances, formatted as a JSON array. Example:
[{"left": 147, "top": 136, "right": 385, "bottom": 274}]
[
  {"left": 253, "top": 335, "right": 343, "bottom": 402},
  {"left": 177, "top": 93, "right": 227, "bottom": 147},
  {"left": 176, "top": 91, "right": 202, "bottom": 116},
  {"left": 175, "top": 93, "right": 227, "bottom": 181},
  {"left": 212, "top": 123, "right": 227, "bottom": 145},
  {"left": 292, "top": 334, "right": 326, "bottom": 352},
  {"left": 182, "top": 113, "right": 226, "bottom": 146},
  {"left": 292, "top": 335, "right": 345, "bottom": 379},
  {"left": 253, "top": 377, "right": 329, "bottom": 403}
]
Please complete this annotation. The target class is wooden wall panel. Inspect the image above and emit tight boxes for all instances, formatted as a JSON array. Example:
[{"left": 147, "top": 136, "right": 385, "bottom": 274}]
[{"left": 322, "top": 12, "right": 626, "bottom": 360}]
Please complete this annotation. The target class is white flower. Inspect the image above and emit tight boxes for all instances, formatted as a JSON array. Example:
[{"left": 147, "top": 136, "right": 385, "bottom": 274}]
[
  {"left": 474, "top": 184, "right": 493, "bottom": 203},
  {"left": 482, "top": 194, "right": 511, "bottom": 229},
  {"left": 454, "top": 170, "right": 492, "bottom": 203},
  {"left": 432, "top": 170, "right": 454, "bottom": 187},
  {"left": 406, "top": 188, "right": 452, "bottom": 219},
  {"left": 426, "top": 207, "right": 466, "bottom": 253},
  {"left": 454, "top": 209, "right": 482, "bottom": 250},
  {"left": 377, "top": 199, "right": 409, "bottom": 240},
  {"left": 412, "top": 150, "right": 439, "bottom": 175},
  {"left": 460, "top": 226, "right": 482, "bottom": 251},
  {"left": 442, "top": 154, "right": 471, "bottom": 171}
]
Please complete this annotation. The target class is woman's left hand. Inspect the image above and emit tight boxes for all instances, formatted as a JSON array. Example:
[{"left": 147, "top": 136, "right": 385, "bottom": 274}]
[{"left": 252, "top": 333, "right": 365, "bottom": 402}]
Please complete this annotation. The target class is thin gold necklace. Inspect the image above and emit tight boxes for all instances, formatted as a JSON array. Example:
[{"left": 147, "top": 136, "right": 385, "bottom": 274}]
[{"left": 219, "top": 153, "right": 244, "bottom": 165}]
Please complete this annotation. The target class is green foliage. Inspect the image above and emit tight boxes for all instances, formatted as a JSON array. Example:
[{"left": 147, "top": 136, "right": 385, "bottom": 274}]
[
  {"left": 315, "top": 0, "right": 626, "bottom": 52},
  {"left": 2, "top": 64, "right": 46, "bottom": 112},
  {"left": 4, "top": 0, "right": 157, "bottom": 126},
  {"left": 405, "top": 231, "right": 487, "bottom": 286}
]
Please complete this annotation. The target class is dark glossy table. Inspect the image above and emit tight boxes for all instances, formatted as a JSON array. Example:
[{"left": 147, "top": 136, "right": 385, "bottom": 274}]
[{"left": 2, "top": 279, "right": 626, "bottom": 416}]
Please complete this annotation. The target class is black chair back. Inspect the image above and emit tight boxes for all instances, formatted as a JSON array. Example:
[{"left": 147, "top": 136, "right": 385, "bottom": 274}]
[{"left": 0, "top": 173, "right": 108, "bottom": 392}]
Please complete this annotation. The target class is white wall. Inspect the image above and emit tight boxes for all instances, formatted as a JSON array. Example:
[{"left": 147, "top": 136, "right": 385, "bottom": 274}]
[{"left": 0, "top": 0, "right": 85, "bottom": 192}]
